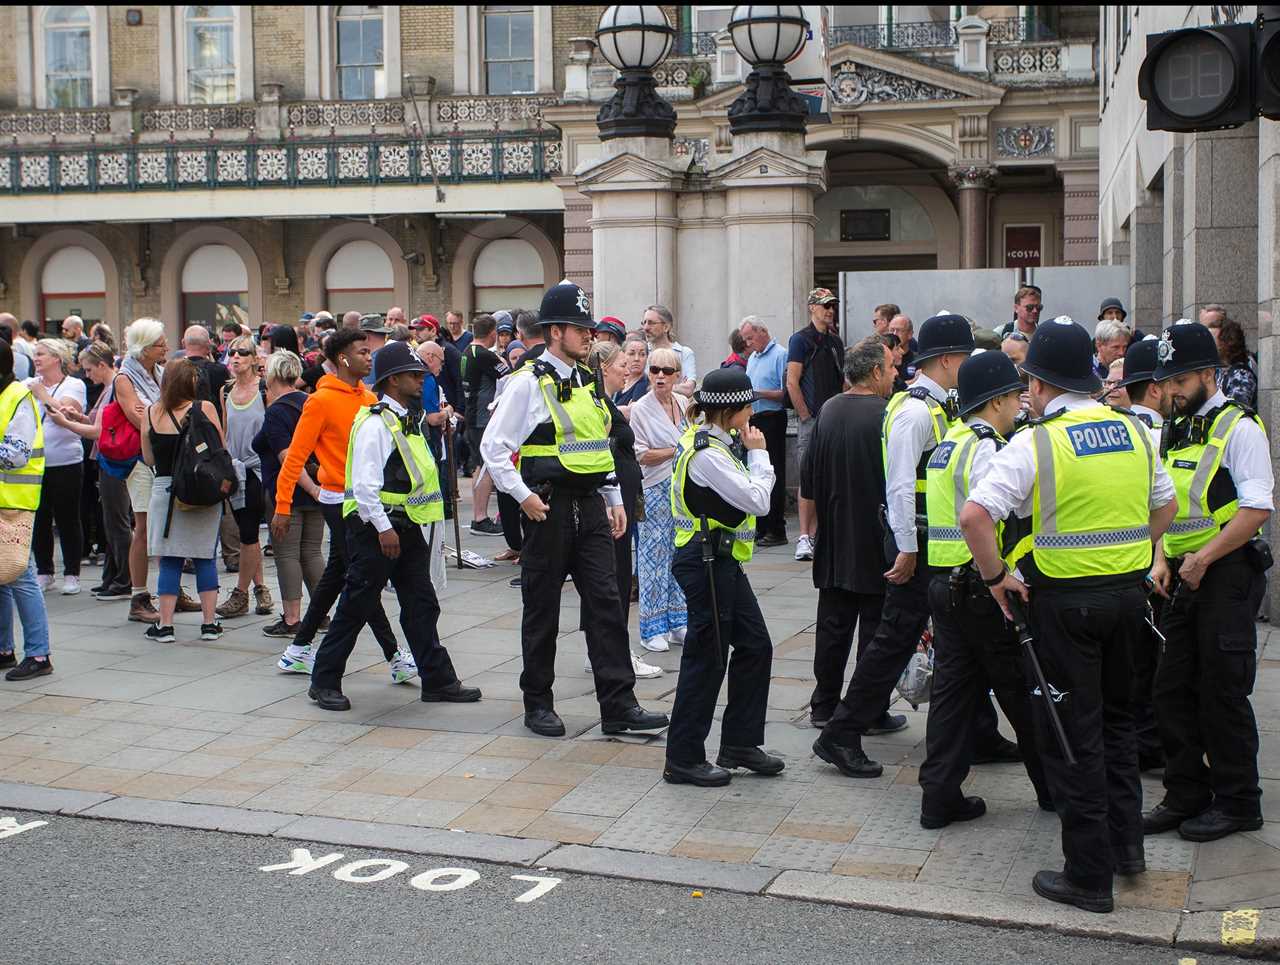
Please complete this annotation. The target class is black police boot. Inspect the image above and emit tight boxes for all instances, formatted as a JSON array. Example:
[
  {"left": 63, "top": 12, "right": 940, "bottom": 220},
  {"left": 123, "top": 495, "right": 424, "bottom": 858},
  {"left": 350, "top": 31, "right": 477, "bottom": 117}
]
[
  {"left": 421, "top": 680, "right": 482, "bottom": 703},
  {"left": 812, "top": 733, "right": 883, "bottom": 778},
  {"left": 524, "top": 708, "right": 566, "bottom": 737},
  {"left": 663, "top": 760, "right": 731, "bottom": 787},
  {"left": 972, "top": 735, "right": 1022, "bottom": 764},
  {"left": 1032, "top": 870, "right": 1113, "bottom": 914},
  {"left": 1114, "top": 843, "right": 1146, "bottom": 875},
  {"left": 308, "top": 687, "right": 351, "bottom": 712},
  {"left": 716, "top": 746, "right": 785, "bottom": 776},
  {"left": 601, "top": 706, "right": 669, "bottom": 735},
  {"left": 1143, "top": 800, "right": 1209, "bottom": 835},
  {"left": 1178, "top": 808, "right": 1264, "bottom": 843},
  {"left": 920, "top": 795, "right": 987, "bottom": 830}
]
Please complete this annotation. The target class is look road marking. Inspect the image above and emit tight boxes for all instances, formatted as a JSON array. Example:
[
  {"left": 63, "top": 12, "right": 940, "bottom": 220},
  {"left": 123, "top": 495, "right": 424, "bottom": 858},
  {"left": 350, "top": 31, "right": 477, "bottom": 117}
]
[
  {"left": 260, "top": 849, "right": 561, "bottom": 903},
  {"left": 0, "top": 815, "right": 48, "bottom": 840}
]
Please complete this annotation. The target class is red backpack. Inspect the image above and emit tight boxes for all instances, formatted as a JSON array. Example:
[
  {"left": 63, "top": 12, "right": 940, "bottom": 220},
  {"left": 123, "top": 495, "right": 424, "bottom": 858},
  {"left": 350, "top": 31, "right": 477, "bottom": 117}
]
[{"left": 98, "top": 374, "right": 142, "bottom": 461}]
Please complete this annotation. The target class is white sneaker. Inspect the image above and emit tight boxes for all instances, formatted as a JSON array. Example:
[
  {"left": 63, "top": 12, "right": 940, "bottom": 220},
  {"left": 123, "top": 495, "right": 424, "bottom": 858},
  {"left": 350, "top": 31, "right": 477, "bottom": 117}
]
[
  {"left": 631, "top": 651, "right": 663, "bottom": 678},
  {"left": 276, "top": 644, "right": 313, "bottom": 674},
  {"left": 389, "top": 651, "right": 418, "bottom": 684},
  {"left": 640, "top": 634, "right": 670, "bottom": 653},
  {"left": 669, "top": 626, "right": 687, "bottom": 646},
  {"left": 794, "top": 534, "right": 815, "bottom": 561},
  {"left": 60, "top": 576, "right": 80, "bottom": 595},
  {"left": 36, "top": 574, "right": 53, "bottom": 592}
]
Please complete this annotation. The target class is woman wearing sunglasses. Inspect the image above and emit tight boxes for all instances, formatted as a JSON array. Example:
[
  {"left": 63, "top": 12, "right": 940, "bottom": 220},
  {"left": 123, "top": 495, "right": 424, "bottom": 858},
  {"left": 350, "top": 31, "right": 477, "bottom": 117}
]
[{"left": 629, "top": 347, "right": 690, "bottom": 653}]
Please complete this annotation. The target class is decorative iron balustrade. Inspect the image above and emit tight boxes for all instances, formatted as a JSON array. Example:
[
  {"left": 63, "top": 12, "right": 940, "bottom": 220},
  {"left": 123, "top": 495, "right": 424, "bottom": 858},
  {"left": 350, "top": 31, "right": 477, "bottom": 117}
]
[
  {"left": 0, "top": 109, "right": 111, "bottom": 136},
  {"left": 991, "top": 42, "right": 1064, "bottom": 79},
  {"left": 140, "top": 105, "right": 257, "bottom": 132},
  {"left": 985, "top": 17, "right": 1057, "bottom": 44},
  {"left": 0, "top": 133, "right": 563, "bottom": 194},
  {"left": 827, "top": 20, "right": 956, "bottom": 50},
  {"left": 672, "top": 31, "right": 719, "bottom": 56},
  {"left": 434, "top": 95, "right": 558, "bottom": 127},
  {"left": 284, "top": 101, "right": 407, "bottom": 128}
]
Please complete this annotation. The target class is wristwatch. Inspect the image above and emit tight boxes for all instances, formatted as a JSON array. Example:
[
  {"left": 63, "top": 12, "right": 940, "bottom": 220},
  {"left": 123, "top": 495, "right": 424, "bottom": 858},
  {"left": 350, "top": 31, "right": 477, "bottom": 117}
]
[{"left": 981, "top": 564, "right": 1008, "bottom": 587}]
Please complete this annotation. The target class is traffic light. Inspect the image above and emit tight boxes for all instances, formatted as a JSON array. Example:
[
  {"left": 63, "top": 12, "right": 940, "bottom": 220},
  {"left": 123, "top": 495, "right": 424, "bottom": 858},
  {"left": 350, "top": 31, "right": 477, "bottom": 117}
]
[
  {"left": 1260, "top": 14, "right": 1280, "bottom": 119},
  {"left": 1138, "top": 24, "right": 1255, "bottom": 132}
]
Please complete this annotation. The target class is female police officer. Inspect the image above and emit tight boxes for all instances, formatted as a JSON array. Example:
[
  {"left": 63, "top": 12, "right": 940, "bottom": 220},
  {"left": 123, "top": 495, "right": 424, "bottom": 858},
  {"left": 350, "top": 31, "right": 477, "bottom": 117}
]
[{"left": 663, "top": 368, "right": 779, "bottom": 787}]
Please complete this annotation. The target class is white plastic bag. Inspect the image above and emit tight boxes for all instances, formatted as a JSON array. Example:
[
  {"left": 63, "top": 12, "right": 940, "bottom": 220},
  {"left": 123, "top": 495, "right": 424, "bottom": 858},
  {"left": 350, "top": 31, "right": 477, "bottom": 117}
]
[{"left": 896, "top": 638, "right": 935, "bottom": 709}]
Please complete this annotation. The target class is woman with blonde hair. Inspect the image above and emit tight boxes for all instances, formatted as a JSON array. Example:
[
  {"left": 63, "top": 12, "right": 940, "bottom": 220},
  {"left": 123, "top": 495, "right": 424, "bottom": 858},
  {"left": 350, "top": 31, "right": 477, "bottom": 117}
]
[
  {"left": 629, "top": 346, "right": 690, "bottom": 652},
  {"left": 26, "top": 338, "right": 86, "bottom": 593}
]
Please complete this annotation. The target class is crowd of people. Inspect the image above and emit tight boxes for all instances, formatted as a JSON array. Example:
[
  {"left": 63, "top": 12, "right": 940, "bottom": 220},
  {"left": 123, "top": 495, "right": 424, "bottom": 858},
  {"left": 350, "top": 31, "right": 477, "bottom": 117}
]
[{"left": 0, "top": 278, "right": 1270, "bottom": 918}]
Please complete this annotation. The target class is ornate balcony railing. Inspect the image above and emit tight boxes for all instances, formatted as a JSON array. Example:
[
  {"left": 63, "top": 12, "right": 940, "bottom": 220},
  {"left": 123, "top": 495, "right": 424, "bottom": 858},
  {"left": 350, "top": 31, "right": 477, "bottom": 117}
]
[
  {"left": 990, "top": 41, "right": 1068, "bottom": 81},
  {"left": 0, "top": 132, "right": 563, "bottom": 194},
  {"left": 433, "top": 95, "right": 558, "bottom": 127},
  {"left": 672, "top": 31, "right": 719, "bottom": 56},
  {"left": 0, "top": 108, "right": 111, "bottom": 136},
  {"left": 827, "top": 18, "right": 1057, "bottom": 51}
]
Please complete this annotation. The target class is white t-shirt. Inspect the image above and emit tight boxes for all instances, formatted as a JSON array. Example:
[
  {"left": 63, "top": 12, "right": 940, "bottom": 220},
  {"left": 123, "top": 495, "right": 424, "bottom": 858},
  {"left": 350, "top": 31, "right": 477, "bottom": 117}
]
[{"left": 27, "top": 376, "right": 87, "bottom": 468}]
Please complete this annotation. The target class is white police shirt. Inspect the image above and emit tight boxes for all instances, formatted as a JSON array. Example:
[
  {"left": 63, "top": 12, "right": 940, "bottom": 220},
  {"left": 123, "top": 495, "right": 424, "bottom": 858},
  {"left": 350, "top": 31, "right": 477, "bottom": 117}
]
[
  {"left": 885, "top": 372, "right": 950, "bottom": 554},
  {"left": 1128, "top": 402, "right": 1165, "bottom": 452},
  {"left": 968, "top": 392, "right": 1175, "bottom": 524},
  {"left": 480, "top": 348, "right": 621, "bottom": 508},
  {"left": 687, "top": 425, "right": 774, "bottom": 517},
  {"left": 1190, "top": 390, "right": 1274, "bottom": 511}
]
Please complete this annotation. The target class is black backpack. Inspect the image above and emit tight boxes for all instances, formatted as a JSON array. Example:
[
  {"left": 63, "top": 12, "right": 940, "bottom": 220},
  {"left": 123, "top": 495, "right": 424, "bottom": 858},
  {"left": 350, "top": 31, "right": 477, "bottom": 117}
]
[{"left": 163, "top": 404, "right": 239, "bottom": 537}]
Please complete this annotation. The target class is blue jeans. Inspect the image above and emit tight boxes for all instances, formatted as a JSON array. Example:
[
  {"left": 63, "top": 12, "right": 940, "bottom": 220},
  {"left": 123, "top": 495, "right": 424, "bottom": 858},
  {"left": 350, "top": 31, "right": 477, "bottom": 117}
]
[
  {"left": 0, "top": 558, "right": 50, "bottom": 658},
  {"left": 157, "top": 556, "right": 218, "bottom": 597}
]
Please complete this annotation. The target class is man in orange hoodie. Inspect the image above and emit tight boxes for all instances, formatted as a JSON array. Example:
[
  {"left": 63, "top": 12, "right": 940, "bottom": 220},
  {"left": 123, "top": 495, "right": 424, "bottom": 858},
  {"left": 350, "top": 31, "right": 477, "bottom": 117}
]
[{"left": 269, "top": 328, "right": 415, "bottom": 682}]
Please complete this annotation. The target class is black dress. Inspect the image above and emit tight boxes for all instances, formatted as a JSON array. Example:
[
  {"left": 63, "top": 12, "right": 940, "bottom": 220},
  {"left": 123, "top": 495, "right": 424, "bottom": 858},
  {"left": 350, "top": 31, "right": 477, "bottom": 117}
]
[{"left": 607, "top": 397, "right": 641, "bottom": 622}]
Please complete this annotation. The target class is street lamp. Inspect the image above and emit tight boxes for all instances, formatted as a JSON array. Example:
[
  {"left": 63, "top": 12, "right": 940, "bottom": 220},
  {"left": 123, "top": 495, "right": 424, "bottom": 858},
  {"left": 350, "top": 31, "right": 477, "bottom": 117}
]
[
  {"left": 726, "top": 5, "right": 811, "bottom": 135},
  {"left": 594, "top": 6, "right": 677, "bottom": 140}
]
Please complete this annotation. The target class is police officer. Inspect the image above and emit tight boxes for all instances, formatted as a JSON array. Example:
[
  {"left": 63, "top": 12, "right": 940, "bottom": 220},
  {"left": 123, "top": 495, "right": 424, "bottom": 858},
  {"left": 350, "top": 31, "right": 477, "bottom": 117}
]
[
  {"left": 1144, "top": 321, "right": 1274, "bottom": 842},
  {"left": 663, "top": 369, "right": 779, "bottom": 787},
  {"left": 813, "top": 312, "right": 976, "bottom": 778},
  {"left": 1112, "top": 337, "right": 1172, "bottom": 772},
  {"left": 918, "top": 350, "right": 1051, "bottom": 827},
  {"left": 481, "top": 280, "right": 669, "bottom": 738},
  {"left": 960, "top": 316, "right": 1177, "bottom": 914},
  {"left": 308, "top": 341, "right": 481, "bottom": 712}
]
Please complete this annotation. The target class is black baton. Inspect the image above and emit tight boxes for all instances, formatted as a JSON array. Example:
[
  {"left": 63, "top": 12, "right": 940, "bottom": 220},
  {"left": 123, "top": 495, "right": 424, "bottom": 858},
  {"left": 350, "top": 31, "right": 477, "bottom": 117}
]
[
  {"left": 700, "top": 518, "right": 725, "bottom": 674},
  {"left": 1007, "top": 595, "right": 1077, "bottom": 767}
]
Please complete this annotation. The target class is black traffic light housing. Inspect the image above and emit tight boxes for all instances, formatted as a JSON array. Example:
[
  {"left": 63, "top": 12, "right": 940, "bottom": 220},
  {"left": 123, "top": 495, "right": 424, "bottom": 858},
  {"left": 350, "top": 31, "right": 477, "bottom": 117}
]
[
  {"left": 1260, "top": 14, "right": 1280, "bottom": 120},
  {"left": 1138, "top": 23, "right": 1255, "bottom": 132}
]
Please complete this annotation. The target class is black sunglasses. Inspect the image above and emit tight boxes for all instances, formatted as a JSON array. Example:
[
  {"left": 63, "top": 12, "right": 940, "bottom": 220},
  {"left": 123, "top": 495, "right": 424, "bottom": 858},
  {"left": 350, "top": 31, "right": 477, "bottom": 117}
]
[
  {"left": 1004, "top": 331, "right": 1030, "bottom": 342},
  {"left": 229, "top": 348, "right": 255, "bottom": 357},
  {"left": 649, "top": 365, "right": 678, "bottom": 376}
]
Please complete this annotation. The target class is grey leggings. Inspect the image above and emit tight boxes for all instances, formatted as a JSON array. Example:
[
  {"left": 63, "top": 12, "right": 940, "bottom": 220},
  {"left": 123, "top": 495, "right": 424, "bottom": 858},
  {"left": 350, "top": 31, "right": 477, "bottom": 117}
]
[{"left": 270, "top": 506, "right": 325, "bottom": 602}]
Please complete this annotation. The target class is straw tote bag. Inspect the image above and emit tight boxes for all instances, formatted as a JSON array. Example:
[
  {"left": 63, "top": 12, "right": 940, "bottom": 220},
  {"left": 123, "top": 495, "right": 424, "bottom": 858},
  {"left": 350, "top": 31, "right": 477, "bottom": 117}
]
[{"left": 0, "top": 509, "right": 33, "bottom": 585}]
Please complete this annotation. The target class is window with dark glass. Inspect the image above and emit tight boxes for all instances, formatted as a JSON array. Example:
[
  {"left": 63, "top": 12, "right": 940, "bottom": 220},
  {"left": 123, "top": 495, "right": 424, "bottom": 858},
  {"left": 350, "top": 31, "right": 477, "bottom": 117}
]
[
  {"left": 337, "top": 6, "right": 384, "bottom": 100},
  {"left": 484, "top": 5, "right": 534, "bottom": 95},
  {"left": 44, "top": 6, "right": 92, "bottom": 108}
]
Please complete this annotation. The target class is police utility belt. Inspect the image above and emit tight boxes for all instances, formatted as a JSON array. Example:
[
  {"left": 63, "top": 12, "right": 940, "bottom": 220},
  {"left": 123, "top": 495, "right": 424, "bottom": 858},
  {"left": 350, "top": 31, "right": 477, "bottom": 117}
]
[
  {"left": 946, "top": 562, "right": 997, "bottom": 611},
  {"left": 1167, "top": 537, "right": 1274, "bottom": 578},
  {"left": 698, "top": 523, "right": 740, "bottom": 560},
  {"left": 347, "top": 507, "right": 418, "bottom": 535}
]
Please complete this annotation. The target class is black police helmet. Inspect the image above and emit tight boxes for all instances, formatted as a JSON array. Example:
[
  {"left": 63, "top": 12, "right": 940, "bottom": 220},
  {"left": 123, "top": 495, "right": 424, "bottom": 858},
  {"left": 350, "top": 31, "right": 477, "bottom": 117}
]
[
  {"left": 957, "top": 350, "right": 1023, "bottom": 417},
  {"left": 692, "top": 368, "right": 759, "bottom": 409},
  {"left": 913, "top": 312, "right": 975, "bottom": 364},
  {"left": 371, "top": 340, "right": 426, "bottom": 387},
  {"left": 1115, "top": 337, "right": 1159, "bottom": 389},
  {"left": 1019, "top": 316, "right": 1100, "bottom": 394},
  {"left": 538, "top": 279, "right": 596, "bottom": 329},
  {"left": 1153, "top": 321, "right": 1219, "bottom": 381}
]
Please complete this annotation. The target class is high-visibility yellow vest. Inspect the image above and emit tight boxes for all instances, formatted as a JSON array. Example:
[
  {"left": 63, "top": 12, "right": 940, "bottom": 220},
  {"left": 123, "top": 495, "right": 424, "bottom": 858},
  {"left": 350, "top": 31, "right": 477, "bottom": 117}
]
[
  {"left": 342, "top": 404, "right": 443, "bottom": 525},
  {"left": 1022, "top": 405, "right": 1154, "bottom": 580},
  {"left": 925, "top": 421, "right": 1001, "bottom": 568},
  {"left": 882, "top": 386, "right": 955, "bottom": 512},
  {"left": 671, "top": 424, "right": 756, "bottom": 563},
  {"left": 0, "top": 381, "right": 44, "bottom": 510},
  {"left": 518, "top": 363, "right": 614, "bottom": 486},
  {"left": 1163, "top": 401, "right": 1265, "bottom": 556}
]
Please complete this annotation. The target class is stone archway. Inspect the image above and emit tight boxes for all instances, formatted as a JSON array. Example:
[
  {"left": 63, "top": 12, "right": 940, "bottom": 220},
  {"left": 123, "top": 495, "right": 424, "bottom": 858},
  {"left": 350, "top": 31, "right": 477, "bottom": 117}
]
[
  {"left": 159, "top": 225, "right": 264, "bottom": 341},
  {"left": 20, "top": 228, "right": 123, "bottom": 333},
  {"left": 450, "top": 217, "right": 561, "bottom": 320},
  {"left": 304, "top": 222, "right": 410, "bottom": 314}
]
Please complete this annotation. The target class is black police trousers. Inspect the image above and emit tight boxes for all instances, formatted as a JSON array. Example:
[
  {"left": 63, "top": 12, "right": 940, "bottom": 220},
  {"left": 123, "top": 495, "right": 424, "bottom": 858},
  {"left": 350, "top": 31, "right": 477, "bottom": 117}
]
[
  {"left": 519, "top": 490, "right": 637, "bottom": 719},
  {"left": 810, "top": 588, "right": 883, "bottom": 722},
  {"left": 294, "top": 501, "right": 399, "bottom": 660},
  {"left": 1132, "top": 595, "right": 1165, "bottom": 768},
  {"left": 919, "top": 575, "right": 1049, "bottom": 812},
  {"left": 311, "top": 518, "right": 459, "bottom": 693},
  {"left": 666, "top": 544, "right": 773, "bottom": 766},
  {"left": 1029, "top": 580, "right": 1146, "bottom": 891},
  {"left": 1154, "top": 553, "right": 1265, "bottom": 819}
]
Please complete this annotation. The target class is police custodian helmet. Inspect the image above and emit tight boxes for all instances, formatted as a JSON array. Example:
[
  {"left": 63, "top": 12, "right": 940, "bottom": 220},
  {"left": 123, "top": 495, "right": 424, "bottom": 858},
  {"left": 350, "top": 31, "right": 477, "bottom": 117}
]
[
  {"left": 913, "top": 312, "right": 976, "bottom": 364},
  {"left": 692, "top": 368, "right": 759, "bottom": 409},
  {"left": 1020, "top": 315, "right": 1100, "bottom": 394},
  {"left": 956, "top": 350, "right": 1023, "bottom": 417},
  {"left": 538, "top": 279, "right": 596, "bottom": 329},
  {"left": 371, "top": 340, "right": 426, "bottom": 387},
  {"left": 1115, "top": 337, "right": 1159, "bottom": 390},
  {"left": 1153, "top": 321, "right": 1219, "bottom": 381}
]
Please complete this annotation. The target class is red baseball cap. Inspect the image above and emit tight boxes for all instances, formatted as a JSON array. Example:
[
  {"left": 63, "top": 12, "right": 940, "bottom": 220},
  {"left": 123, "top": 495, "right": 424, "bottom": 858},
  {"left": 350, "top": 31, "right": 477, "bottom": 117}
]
[{"left": 413, "top": 314, "right": 440, "bottom": 330}]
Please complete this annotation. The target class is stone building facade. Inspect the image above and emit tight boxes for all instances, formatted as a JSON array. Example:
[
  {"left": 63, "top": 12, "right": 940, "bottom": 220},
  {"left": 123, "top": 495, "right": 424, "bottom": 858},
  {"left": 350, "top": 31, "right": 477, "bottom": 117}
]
[{"left": 0, "top": 5, "right": 1098, "bottom": 356}]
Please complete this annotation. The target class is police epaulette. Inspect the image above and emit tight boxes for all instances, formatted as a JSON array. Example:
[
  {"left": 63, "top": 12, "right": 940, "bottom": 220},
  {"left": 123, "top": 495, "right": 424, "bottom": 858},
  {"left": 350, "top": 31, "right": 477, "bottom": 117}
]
[
  {"left": 1108, "top": 405, "right": 1137, "bottom": 417},
  {"left": 693, "top": 430, "right": 711, "bottom": 451},
  {"left": 969, "top": 423, "right": 998, "bottom": 441},
  {"left": 907, "top": 386, "right": 930, "bottom": 401},
  {"left": 368, "top": 402, "right": 389, "bottom": 414},
  {"left": 530, "top": 359, "right": 556, "bottom": 380},
  {"left": 1026, "top": 409, "right": 1066, "bottom": 426}
]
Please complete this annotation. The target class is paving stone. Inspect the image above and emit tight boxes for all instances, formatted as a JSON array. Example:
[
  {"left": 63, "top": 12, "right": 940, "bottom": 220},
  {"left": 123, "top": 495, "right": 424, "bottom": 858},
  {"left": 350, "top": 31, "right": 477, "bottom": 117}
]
[
  {"left": 541, "top": 843, "right": 777, "bottom": 893},
  {"left": 0, "top": 779, "right": 113, "bottom": 814},
  {"left": 446, "top": 755, "right": 531, "bottom": 782},
  {"left": 852, "top": 807, "right": 943, "bottom": 851},
  {"left": 377, "top": 797, "right": 471, "bottom": 829},
  {"left": 594, "top": 816, "right": 689, "bottom": 854},
  {"left": 1142, "top": 833, "right": 1196, "bottom": 872},
  {"left": 1115, "top": 870, "right": 1190, "bottom": 911},
  {"left": 481, "top": 781, "right": 567, "bottom": 811},
  {"left": 751, "top": 834, "right": 846, "bottom": 872},
  {"left": 82, "top": 796, "right": 294, "bottom": 835},
  {"left": 672, "top": 827, "right": 768, "bottom": 863},
  {"left": 521, "top": 812, "right": 615, "bottom": 845},
  {"left": 697, "top": 801, "right": 790, "bottom": 835},
  {"left": 449, "top": 802, "right": 542, "bottom": 835},
  {"left": 274, "top": 815, "right": 556, "bottom": 866},
  {"left": 549, "top": 782, "right": 649, "bottom": 818},
  {"left": 916, "top": 849, "right": 1014, "bottom": 893}
]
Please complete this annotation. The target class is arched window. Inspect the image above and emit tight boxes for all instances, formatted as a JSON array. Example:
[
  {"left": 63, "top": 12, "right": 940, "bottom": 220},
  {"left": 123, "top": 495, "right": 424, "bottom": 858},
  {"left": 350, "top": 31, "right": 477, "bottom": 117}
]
[
  {"left": 43, "top": 6, "right": 92, "bottom": 108},
  {"left": 41, "top": 245, "right": 106, "bottom": 332},
  {"left": 325, "top": 240, "right": 394, "bottom": 315},
  {"left": 182, "top": 244, "right": 249, "bottom": 329},
  {"left": 336, "top": 6, "right": 384, "bottom": 100},
  {"left": 185, "top": 5, "right": 236, "bottom": 105},
  {"left": 473, "top": 238, "right": 543, "bottom": 313}
]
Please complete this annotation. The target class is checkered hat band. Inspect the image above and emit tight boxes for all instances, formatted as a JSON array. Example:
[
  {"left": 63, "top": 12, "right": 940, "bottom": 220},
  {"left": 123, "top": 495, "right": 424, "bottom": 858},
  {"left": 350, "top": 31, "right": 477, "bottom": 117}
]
[{"left": 694, "top": 388, "right": 755, "bottom": 406}]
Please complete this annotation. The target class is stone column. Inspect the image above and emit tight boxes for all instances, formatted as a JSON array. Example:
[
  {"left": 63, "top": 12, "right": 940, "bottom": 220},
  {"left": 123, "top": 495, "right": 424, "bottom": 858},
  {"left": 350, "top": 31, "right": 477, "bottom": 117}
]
[
  {"left": 1060, "top": 165, "right": 1100, "bottom": 266},
  {"left": 555, "top": 176, "right": 595, "bottom": 300},
  {"left": 1130, "top": 193, "right": 1164, "bottom": 323},
  {"left": 1258, "top": 118, "right": 1280, "bottom": 615},
  {"left": 1161, "top": 142, "right": 1185, "bottom": 322},
  {"left": 1180, "top": 125, "right": 1260, "bottom": 339},
  {"left": 950, "top": 166, "right": 993, "bottom": 270}
]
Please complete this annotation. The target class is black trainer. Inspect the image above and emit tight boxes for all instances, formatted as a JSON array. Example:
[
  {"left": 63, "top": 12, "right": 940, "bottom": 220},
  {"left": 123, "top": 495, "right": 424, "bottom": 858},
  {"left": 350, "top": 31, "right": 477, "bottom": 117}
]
[
  {"left": 5, "top": 656, "right": 51, "bottom": 681},
  {"left": 200, "top": 622, "right": 224, "bottom": 641},
  {"left": 865, "top": 712, "right": 908, "bottom": 736},
  {"left": 469, "top": 517, "right": 503, "bottom": 536},
  {"left": 262, "top": 617, "right": 301, "bottom": 638},
  {"left": 144, "top": 625, "right": 176, "bottom": 643}
]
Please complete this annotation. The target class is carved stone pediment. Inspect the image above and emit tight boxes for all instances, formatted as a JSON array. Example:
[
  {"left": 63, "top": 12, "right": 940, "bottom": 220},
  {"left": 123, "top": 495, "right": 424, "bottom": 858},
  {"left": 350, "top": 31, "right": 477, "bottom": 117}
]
[{"left": 824, "top": 47, "right": 1005, "bottom": 108}]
